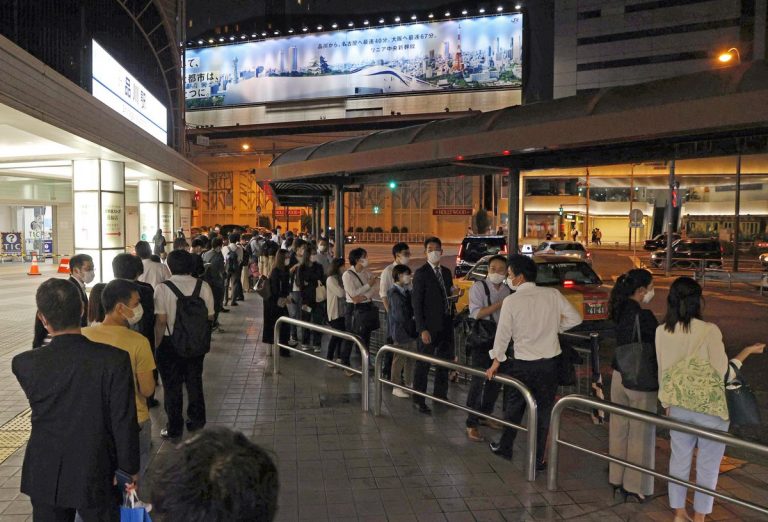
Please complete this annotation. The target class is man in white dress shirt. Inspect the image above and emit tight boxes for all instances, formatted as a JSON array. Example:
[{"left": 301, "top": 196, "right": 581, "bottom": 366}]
[{"left": 486, "top": 255, "right": 581, "bottom": 467}]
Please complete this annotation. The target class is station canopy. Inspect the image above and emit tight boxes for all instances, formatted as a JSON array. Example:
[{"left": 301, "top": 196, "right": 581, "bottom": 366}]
[{"left": 266, "top": 60, "right": 768, "bottom": 205}]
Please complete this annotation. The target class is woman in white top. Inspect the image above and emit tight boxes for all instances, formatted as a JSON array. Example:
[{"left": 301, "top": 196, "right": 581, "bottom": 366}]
[
  {"left": 325, "top": 258, "right": 348, "bottom": 367},
  {"left": 655, "top": 277, "right": 764, "bottom": 522},
  {"left": 340, "top": 248, "right": 380, "bottom": 376}
]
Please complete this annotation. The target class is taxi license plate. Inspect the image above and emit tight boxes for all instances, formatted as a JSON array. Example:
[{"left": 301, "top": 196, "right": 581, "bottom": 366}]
[{"left": 586, "top": 302, "right": 605, "bottom": 316}]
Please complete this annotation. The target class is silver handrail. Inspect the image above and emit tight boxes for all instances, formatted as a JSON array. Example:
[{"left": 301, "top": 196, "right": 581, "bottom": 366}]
[
  {"left": 548, "top": 394, "right": 768, "bottom": 516},
  {"left": 373, "top": 344, "right": 539, "bottom": 482},
  {"left": 272, "top": 316, "right": 370, "bottom": 412}
]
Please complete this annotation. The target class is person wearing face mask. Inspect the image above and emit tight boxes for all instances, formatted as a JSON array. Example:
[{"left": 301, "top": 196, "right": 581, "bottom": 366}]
[
  {"left": 412, "top": 236, "right": 462, "bottom": 414},
  {"left": 465, "top": 255, "right": 511, "bottom": 441},
  {"left": 296, "top": 246, "right": 325, "bottom": 352},
  {"left": 379, "top": 243, "right": 411, "bottom": 380},
  {"left": 316, "top": 238, "right": 333, "bottom": 273},
  {"left": 202, "top": 237, "right": 228, "bottom": 325},
  {"left": 341, "top": 248, "right": 380, "bottom": 376},
  {"left": 69, "top": 253, "right": 95, "bottom": 327},
  {"left": 263, "top": 249, "right": 292, "bottom": 357},
  {"left": 386, "top": 264, "right": 418, "bottom": 398},
  {"left": 82, "top": 279, "right": 156, "bottom": 480},
  {"left": 487, "top": 255, "right": 581, "bottom": 467},
  {"left": 607, "top": 268, "right": 659, "bottom": 502}
]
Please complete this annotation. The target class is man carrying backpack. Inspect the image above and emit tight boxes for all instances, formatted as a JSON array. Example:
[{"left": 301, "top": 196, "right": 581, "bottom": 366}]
[
  {"left": 154, "top": 250, "right": 215, "bottom": 440},
  {"left": 226, "top": 233, "right": 245, "bottom": 306}
]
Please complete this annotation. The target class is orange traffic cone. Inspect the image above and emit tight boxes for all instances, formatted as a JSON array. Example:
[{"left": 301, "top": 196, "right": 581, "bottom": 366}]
[
  {"left": 58, "top": 256, "right": 70, "bottom": 274},
  {"left": 28, "top": 253, "right": 42, "bottom": 276}
]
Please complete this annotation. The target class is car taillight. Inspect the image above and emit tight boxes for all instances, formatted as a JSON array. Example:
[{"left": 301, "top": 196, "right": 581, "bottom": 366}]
[
  {"left": 500, "top": 248, "right": 508, "bottom": 255},
  {"left": 563, "top": 280, "right": 575, "bottom": 288},
  {"left": 456, "top": 244, "right": 464, "bottom": 264},
  {"left": 586, "top": 252, "right": 592, "bottom": 258}
]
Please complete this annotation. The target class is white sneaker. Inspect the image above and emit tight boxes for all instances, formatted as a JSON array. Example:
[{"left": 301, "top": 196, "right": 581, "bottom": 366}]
[
  {"left": 301, "top": 344, "right": 310, "bottom": 351},
  {"left": 392, "top": 387, "right": 410, "bottom": 398},
  {"left": 313, "top": 346, "right": 322, "bottom": 353},
  {"left": 288, "top": 338, "right": 298, "bottom": 347}
]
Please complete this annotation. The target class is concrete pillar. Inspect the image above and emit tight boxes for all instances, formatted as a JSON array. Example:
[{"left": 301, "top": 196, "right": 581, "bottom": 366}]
[
  {"left": 72, "top": 159, "right": 125, "bottom": 282},
  {"left": 335, "top": 185, "right": 345, "bottom": 261},
  {"left": 139, "top": 180, "right": 174, "bottom": 245},
  {"left": 323, "top": 196, "right": 330, "bottom": 238},
  {"left": 176, "top": 190, "right": 193, "bottom": 238}
]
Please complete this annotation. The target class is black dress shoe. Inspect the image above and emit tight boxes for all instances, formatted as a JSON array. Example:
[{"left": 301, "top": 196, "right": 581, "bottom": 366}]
[
  {"left": 186, "top": 422, "right": 205, "bottom": 433},
  {"left": 160, "top": 428, "right": 181, "bottom": 440},
  {"left": 536, "top": 461, "right": 547, "bottom": 472},
  {"left": 489, "top": 441, "right": 512, "bottom": 461},
  {"left": 146, "top": 398, "right": 160, "bottom": 409},
  {"left": 412, "top": 403, "right": 432, "bottom": 415},
  {"left": 230, "top": 301, "right": 238, "bottom": 306}
]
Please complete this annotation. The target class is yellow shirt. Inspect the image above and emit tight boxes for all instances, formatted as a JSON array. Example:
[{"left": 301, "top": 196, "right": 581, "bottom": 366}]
[{"left": 82, "top": 325, "right": 156, "bottom": 423}]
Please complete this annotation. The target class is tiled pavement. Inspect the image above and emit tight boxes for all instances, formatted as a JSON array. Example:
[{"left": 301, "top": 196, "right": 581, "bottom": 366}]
[{"left": 1, "top": 278, "right": 767, "bottom": 520}]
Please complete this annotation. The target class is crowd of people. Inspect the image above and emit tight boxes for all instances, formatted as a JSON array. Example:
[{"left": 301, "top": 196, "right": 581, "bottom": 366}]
[{"left": 11, "top": 222, "right": 765, "bottom": 522}]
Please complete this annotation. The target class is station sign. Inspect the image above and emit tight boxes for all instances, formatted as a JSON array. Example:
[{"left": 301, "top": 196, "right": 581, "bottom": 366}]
[
  {"left": 433, "top": 208, "right": 472, "bottom": 216},
  {"left": 275, "top": 208, "right": 302, "bottom": 217},
  {"left": 1, "top": 232, "right": 22, "bottom": 254}
]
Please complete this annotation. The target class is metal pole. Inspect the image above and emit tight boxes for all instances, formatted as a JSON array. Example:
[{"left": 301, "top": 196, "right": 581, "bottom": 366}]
[
  {"left": 734, "top": 153, "right": 742, "bottom": 272},
  {"left": 507, "top": 168, "right": 520, "bottom": 253},
  {"left": 665, "top": 160, "right": 676, "bottom": 276},
  {"left": 335, "top": 184, "right": 345, "bottom": 261},
  {"left": 323, "top": 195, "right": 330, "bottom": 239},
  {"left": 628, "top": 165, "right": 634, "bottom": 247},
  {"left": 584, "top": 167, "right": 590, "bottom": 245}
]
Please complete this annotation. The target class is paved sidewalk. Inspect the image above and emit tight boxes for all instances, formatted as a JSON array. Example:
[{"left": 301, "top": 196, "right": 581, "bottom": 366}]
[{"left": 0, "top": 291, "right": 767, "bottom": 521}]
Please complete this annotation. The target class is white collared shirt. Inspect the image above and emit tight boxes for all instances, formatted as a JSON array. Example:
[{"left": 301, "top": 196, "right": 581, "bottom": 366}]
[
  {"left": 342, "top": 266, "right": 378, "bottom": 304},
  {"left": 469, "top": 280, "right": 511, "bottom": 322},
  {"left": 138, "top": 258, "right": 171, "bottom": 288},
  {"left": 154, "top": 275, "right": 215, "bottom": 335},
  {"left": 489, "top": 282, "right": 582, "bottom": 362},
  {"left": 379, "top": 262, "right": 397, "bottom": 300}
]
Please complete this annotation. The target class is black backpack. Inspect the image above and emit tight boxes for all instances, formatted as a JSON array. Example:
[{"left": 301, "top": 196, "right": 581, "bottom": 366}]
[
  {"left": 226, "top": 248, "right": 239, "bottom": 275},
  {"left": 163, "top": 280, "right": 211, "bottom": 358}
]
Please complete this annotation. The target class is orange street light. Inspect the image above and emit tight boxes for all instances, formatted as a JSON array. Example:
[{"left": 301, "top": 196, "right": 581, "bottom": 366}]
[
  {"left": 717, "top": 47, "right": 741, "bottom": 64},
  {"left": 241, "top": 144, "right": 250, "bottom": 151}
]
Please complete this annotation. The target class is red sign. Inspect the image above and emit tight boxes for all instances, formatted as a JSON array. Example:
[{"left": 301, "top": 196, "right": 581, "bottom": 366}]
[
  {"left": 432, "top": 208, "right": 472, "bottom": 216},
  {"left": 274, "top": 208, "right": 302, "bottom": 217}
]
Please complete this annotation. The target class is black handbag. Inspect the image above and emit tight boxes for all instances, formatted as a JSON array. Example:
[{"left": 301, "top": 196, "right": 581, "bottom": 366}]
[
  {"left": 725, "top": 362, "right": 761, "bottom": 426},
  {"left": 614, "top": 314, "right": 658, "bottom": 392},
  {"left": 352, "top": 303, "right": 380, "bottom": 334},
  {"left": 464, "top": 281, "right": 497, "bottom": 356}
]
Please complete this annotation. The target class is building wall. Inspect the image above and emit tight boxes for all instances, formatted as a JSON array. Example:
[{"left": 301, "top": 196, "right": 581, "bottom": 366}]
[{"left": 553, "top": 0, "right": 768, "bottom": 98}]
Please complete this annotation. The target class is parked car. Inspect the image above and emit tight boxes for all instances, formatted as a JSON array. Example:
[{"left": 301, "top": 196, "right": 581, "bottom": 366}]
[
  {"left": 533, "top": 241, "right": 592, "bottom": 264},
  {"left": 454, "top": 235, "right": 508, "bottom": 277},
  {"left": 644, "top": 233, "right": 681, "bottom": 251},
  {"left": 649, "top": 238, "right": 723, "bottom": 269},
  {"left": 454, "top": 255, "right": 610, "bottom": 328}
]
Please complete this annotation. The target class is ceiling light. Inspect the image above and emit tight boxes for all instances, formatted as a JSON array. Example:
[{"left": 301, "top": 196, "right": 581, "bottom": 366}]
[
  {"left": 379, "top": 18, "right": 385, "bottom": 23},
  {"left": 218, "top": 37, "right": 224, "bottom": 42},
  {"left": 479, "top": 7, "right": 486, "bottom": 13},
  {"left": 229, "top": 36, "right": 235, "bottom": 40},
  {"left": 317, "top": 24, "right": 323, "bottom": 30},
  {"left": 445, "top": 10, "right": 451, "bottom": 16},
  {"left": 332, "top": 22, "right": 338, "bottom": 28},
  {"left": 240, "top": 35, "right": 246, "bottom": 39},
  {"left": 364, "top": 20, "right": 369, "bottom": 25},
  {"left": 394, "top": 16, "right": 401, "bottom": 22},
  {"left": 241, "top": 144, "right": 250, "bottom": 151},
  {"left": 497, "top": 5, "right": 503, "bottom": 11},
  {"left": 302, "top": 26, "right": 308, "bottom": 31},
  {"left": 274, "top": 30, "right": 279, "bottom": 35},
  {"left": 251, "top": 33, "right": 257, "bottom": 37},
  {"left": 411, "top": 14, "right": 417, "bottom": 20},
  {"left": 461, "top": 9, "right": 468, "bottom": 15},
  {"left": 514, "top": 3, "right": 521, "bottom": 8},
  {"left": 208, "top": 38, "right": 215, "bottom": 43},
  {"left": 261, "top": 31, "right": 267, "bottom": 36},
  {"left": 348, "top": 21, "right": 354, "bottom": 27},
  {"left": 288, "top": 28, "right": 294, "bottom": 33},
  {"left": 428, "top": 13, "right": 434, "bottom": 18},
  {"left": 197, "top": 39, "right": 204, "bottom": 44}
]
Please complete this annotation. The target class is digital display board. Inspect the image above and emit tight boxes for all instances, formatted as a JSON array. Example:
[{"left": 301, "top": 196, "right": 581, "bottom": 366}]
[
  {"left": 185, "top": 15, "right": 522, "bottom": 108},
  {"left": 92, "top": 40, "right": 168, "bottom": 143}
]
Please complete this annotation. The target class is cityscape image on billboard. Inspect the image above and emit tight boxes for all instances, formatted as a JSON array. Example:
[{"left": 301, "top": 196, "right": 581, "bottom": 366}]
[{"left": 185, "top": 15, "right": 522, "bottom": 108}]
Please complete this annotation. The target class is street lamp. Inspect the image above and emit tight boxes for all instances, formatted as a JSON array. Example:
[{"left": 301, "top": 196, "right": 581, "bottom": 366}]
[{"left": 718, "top": 47, "right": 741, "bottom": 64}]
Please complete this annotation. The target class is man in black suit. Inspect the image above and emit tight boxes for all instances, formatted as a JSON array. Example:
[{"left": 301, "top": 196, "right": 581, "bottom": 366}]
[
  {"left": 68, "top": 253, "right": 94, "bottom": 327},
  {"left": 411, "top": 236, "right": 461, "bottom": 414},
  {"left": 13, "top": 278, "right": 139, "bottom": 521}
]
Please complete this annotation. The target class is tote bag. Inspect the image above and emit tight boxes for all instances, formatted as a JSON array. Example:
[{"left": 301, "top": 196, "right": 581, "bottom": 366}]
[
  {"left": 615, "top": 314, "right": 658, "bottom": 391},
  {"left": 725, "top": 361, "right": 761, "bottom": 426}
]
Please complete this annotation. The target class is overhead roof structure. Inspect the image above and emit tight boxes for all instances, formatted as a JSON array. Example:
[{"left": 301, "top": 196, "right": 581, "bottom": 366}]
[{"left": 266, "top": 60, "right": 768, "bottom": 202}]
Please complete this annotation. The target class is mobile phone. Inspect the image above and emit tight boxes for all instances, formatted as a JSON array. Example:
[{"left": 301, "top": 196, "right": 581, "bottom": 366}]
[{"left": 115, "top": 469, "right": 134, "bottom": 491}]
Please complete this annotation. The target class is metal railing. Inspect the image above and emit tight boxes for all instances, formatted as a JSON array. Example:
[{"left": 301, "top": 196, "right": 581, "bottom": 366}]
[
  {"left": 695, "top": 267, "right": 767, "bottom": 295},
  {"left": 272, "top": 316, "right": 370, "bottom": 412},
  {"left": 558, "top": 331, "right": 601, "bottom": 400},
  {"left": 373, "top": 344, "right": 539, "bottom": 482},
  {"left": 548, "top": 394, "right": 768, "bottom": 516}
]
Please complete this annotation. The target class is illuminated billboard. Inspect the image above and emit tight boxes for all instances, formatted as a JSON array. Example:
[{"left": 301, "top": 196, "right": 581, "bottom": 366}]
[
  {"left": 92, "top": 40, "right": 168, "bottom": 143},
  {"left": 185, "top": 15, "right": 522, "bottom": 108}
]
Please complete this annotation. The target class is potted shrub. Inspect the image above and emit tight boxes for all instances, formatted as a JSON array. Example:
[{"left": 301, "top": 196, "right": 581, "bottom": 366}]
[
  {"left": 365, "top": 226, "right": 374, "bottom": 233},
  {"left": 400, "top": 226, "right": 409, "bottom": 233},
  {"left": 391, "top": 226, "right": 400, "bottom": 233}
]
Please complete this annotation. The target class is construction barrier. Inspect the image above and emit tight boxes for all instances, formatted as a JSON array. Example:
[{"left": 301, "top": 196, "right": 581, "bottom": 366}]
[{"left": 58, "top": 256, "right": 70, "bottom": 273}]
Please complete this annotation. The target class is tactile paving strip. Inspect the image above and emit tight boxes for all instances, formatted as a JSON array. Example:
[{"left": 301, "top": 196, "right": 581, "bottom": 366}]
[{"left": 0, "top": 408, "right": 31, "bottom": 464}]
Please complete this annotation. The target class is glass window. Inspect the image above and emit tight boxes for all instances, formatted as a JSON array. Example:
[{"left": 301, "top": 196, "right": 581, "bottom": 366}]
[
  {"left": 467, "top": 260, "right": 489, "bottom": 281},
  {"left": 524, "top": 178, "right": 580, "bottom": 196},
  {"left": 535, "top": 262, "right": 601, "bottom": 286},
  {"left": 461, "top": 238, "right": 506, "bottom": 263}
]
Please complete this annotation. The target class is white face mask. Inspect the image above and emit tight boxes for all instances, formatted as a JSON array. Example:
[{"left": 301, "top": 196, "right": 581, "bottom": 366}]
[
  {"left": 506, "top": 276, "right": 519, "bottom": 290},
  {"left": 318, "top": 245, "right": 327, "bottom": 253},
  {"left": 397, "top": 255, "right": 410, "bottom": 266},
  {"left": 427, "top": 251, "right": 442, "bottom": 265},
  {"left": 82, "top": 269, "right": 95, "bottom": 284},
  {"left": 123, "top": 303, "right": 144, "bottom": 326},
  {"left": 360, "top": 258, "right": 369, "bottom": 268},
  {"left": 487, "top": 273, "right": 505, "bottom": 285},
  {"left": 400, "top": 274, "right": 412, "bottom": 286},
  {"left": 642, "top": 287, "right": 655, "bottom": 304}
]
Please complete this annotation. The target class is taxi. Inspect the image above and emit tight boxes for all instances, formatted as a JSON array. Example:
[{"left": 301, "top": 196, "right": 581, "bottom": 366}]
[{"left": 454, "top": 255, "right": 611, "bottom": 327}]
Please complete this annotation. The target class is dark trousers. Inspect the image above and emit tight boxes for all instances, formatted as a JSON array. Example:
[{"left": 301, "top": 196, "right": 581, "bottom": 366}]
[
  {"left": 327, "top": 316, "right": 347, "bottom": 361},
  {"left": 497, "top": 358, "right": 558, "bottom": 463},
  {"left": 211, "top": 283, "right": 225, "bottom": 321},
  {"left": 156, "top": 336, "right": 206, "bottom": 434},
  {"left": 342, "top": 307, "right": 373, "bottom": 366},
  {"left": 301, "top": 306, "right": 324, "bottom": 346},
  {"left": 31, "top": 499, "right": 118, "bottom": 522},
  {"left": 412, "top": 317, "right": 454, "bottom": 406},
  {"left": 466, "top": 345, "right": 506, "bottom": 428}
]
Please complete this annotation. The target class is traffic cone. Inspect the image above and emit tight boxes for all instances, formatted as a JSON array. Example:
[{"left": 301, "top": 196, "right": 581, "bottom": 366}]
[
  {"left": 58, "top": 256, "right": 70, "bottom": 274},
  {"left": 28, "top": 253, "right": 42, "bottom": 276}
]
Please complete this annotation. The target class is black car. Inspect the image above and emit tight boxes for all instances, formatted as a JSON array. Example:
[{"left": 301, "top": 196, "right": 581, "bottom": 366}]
[
  {"left": 649, "top": 238, "right": 723, "bottom": 269},
  {"left": 643, "top": 233, "right": 681, "bottom": 251},
  {"left": 454, "top": 235, "right": 508, "bottom": 277}
]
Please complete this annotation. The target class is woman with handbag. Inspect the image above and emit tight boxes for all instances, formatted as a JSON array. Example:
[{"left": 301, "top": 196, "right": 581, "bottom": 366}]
[
  {"left": 656, "top": 277, "right": 764, "bottom": 522},
  {"left": 341, "top": 248, "right": 380, "bottom": 377},
  {"left": 326, "top": 258, "right": 349, "bottom": 367},
  {"left": 607, "top": 269, "right": 658, "bottom": 502},
  {"left": 262, "top": 249, "right": 292, "bottom": 357},
  {"left": 296, "top": 246, "right": 325, "bottom": 352}
]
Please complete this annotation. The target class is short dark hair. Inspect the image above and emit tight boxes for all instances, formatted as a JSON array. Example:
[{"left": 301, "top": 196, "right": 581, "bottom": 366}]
[
  {"left": 36, "top": 279, "right": 82, "bottom": 331},
  {"left": 173, "top": 238, "right": 190, "bottom": 251},
  {"left": 112, "top": 253, "right": 144, "bottom": 280},
  {"left": 69, "top": 253, "right": 93, "bottom": 273},
  {"left": 349, "top": 248, "right": 367, "bottom": 267},
  {"left": 424, "top": 236, "right": 442, "bottom": 249},
  {"left": 210, "top": 237, "right": 223, "bottom": 250},
  {"left": 167, "top": 250, "right": 194, "bottom": 275},
  {"left": 392, "top": 264, "right": 412, "bottom": 281},
  {"left": 392, "top": 242, "right": 409, "bottom": 258},
  {"left": 152, "top": 428, "right": 278, "bottom": 522},
  {"left": 663, "top": 276, "right": 703, "bottom": 333},
  {"left": 488, "top": 255, "right": 507, "bottom": 268},
  {"left": 228, "top": 233, "right": 241, "bottom": 243},
  {"left": 508, "top": 254, "right": 537, "bottom": 282},
  {"left": 101, "top": 279, "right": 138, "bottom": 314},
  {"left": 135, "top": 241, "right": 152, "bottom": 259},
  {"left": 191, "top": 237, "right": 207, "bottom": 249}
]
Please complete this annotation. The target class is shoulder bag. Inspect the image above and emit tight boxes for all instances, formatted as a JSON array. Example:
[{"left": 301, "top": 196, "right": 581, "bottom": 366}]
[
  {"left": 615, "top": 314, "right": 659, "bottom": 391},
  {"left": 349, "top": 271, "right": 380, "bottom": 334},
  {"left": 725, "top": 361, "right": 761, "bottom": 425},
  {"left": 464, "top": 281, "right": 497, "bottom": 356}
]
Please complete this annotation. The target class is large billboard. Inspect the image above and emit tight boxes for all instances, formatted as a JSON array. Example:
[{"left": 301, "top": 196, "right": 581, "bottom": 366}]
[{"left": 185, "top": 15, "right": 522, "bottom": 108}]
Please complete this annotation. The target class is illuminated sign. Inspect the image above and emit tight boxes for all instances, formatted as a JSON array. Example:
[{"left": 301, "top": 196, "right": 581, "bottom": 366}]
[
  {"left": 274, "top": 208, "right": 302, "bottom": 217},
  {"left": 91, "top": 40, "right": 168, "bottom": 143},
  {"left": 185, "top": 15, "right": 522, "bottom": 108},
  {"left": 433, "top": 208, "right": 473, "bottom": 216}
]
